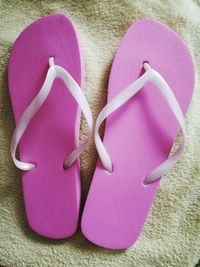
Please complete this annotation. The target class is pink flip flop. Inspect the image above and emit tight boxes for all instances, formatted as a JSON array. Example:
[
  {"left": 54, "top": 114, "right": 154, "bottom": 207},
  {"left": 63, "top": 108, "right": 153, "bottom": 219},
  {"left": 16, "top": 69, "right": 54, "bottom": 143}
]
[
  {"left": 8, "top": 14, "right": 93, "bottom": 238},
  {"left": 81, "top": 19, "right": 194, "bottom": 249}
]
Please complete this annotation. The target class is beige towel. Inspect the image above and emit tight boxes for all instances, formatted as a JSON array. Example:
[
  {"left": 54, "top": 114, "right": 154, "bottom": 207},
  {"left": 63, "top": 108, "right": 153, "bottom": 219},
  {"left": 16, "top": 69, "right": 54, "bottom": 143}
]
[{"left": 0, "top": 1, "right": 200, "bottom": 266}]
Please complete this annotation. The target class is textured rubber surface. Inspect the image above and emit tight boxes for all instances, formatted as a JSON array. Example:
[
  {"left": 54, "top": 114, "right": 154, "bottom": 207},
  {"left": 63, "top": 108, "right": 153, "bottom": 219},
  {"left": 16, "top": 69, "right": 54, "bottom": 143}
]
[
  {"left": 8, "top": 14, "right": 83, "bottom": 238},
  {"left": 81, "top": 19, "right": 194, "bottom": 249}
]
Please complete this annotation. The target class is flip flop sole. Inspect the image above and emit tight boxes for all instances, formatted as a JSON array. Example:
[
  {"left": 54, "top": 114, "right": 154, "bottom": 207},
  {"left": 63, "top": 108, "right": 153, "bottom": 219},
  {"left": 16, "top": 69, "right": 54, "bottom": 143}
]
[
  {"left": 81, "top": 19, "right": 194, "bottom": 249},
  {"left": 8, "top": 14, "right": 83, "bottom": 238}
]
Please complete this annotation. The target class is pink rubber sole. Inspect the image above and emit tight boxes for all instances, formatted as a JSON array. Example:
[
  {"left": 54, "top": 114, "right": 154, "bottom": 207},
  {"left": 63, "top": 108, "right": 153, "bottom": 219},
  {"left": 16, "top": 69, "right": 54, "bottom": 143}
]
[
  {"left": 81, "top": 19, "right": 194, "bottom": 249},
  {"left": 8, "top": 14, "right": 83, "bottom": 238}
]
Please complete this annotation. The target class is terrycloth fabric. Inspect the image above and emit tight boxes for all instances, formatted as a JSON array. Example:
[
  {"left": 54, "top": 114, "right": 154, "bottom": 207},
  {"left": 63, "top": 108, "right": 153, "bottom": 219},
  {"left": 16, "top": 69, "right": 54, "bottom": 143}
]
[{"left": 0, "top": 0, "right": 199, "bottom": 266}]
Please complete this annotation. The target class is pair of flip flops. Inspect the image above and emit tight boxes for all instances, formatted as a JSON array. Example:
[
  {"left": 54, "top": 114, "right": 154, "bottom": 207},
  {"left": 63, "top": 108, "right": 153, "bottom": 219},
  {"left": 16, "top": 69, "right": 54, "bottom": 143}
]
[{"left": 8, "top": 14, "right": 194, "bottom": 249}]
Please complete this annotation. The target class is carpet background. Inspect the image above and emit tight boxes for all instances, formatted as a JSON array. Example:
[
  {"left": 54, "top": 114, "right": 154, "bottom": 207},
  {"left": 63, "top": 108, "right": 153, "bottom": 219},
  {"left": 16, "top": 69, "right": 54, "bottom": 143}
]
[{"left": 0, "top": 0, "right": 200, "bottom": 266}]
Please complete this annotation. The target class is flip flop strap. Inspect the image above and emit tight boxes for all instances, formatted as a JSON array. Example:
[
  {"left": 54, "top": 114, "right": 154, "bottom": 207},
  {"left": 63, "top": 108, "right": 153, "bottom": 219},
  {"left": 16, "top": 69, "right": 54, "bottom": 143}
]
[
  {"left": 95, "top": 63, "right": 186, "bottom": 184},
  {"left": 11, "top": 57, "right": 93, "bottom": 171}
]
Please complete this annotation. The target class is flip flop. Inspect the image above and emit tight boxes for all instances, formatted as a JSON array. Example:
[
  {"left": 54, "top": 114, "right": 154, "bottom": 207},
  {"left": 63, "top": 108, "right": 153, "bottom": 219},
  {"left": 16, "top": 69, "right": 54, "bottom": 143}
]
[
  {"left": 81, "top": 19, "right": 194, "bottom": 249},
  {"left": 8, "top": 14, "right": 93, "bottom": 238}
]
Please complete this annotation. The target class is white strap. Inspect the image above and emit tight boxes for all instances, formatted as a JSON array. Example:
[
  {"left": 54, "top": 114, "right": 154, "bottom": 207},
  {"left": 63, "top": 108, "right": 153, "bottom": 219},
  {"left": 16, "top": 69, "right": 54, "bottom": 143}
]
[
  {"left": 11, "top": 57, "right": 93, "bottom": 171},
  {"left": 95, "top": 63, "right": 186, "bottom": 184}
]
